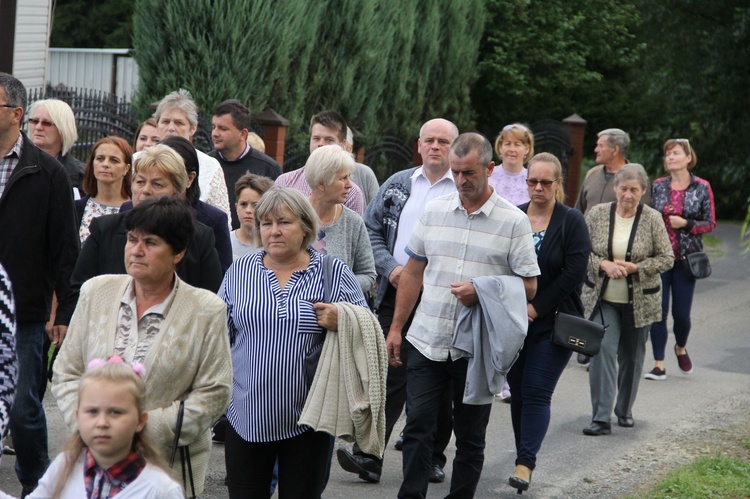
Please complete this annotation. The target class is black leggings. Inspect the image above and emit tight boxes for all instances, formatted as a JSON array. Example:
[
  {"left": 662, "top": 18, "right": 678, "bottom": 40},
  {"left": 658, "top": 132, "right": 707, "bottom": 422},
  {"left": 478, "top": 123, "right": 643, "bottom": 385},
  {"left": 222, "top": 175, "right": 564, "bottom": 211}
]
[{"left": 225, "top": 423, "right": 332, "bottom": 499}]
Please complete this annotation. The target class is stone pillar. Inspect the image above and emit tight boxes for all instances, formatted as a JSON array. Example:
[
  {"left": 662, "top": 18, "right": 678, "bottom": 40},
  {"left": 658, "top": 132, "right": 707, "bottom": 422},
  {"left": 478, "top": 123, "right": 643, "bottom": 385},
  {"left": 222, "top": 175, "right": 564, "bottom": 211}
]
[
  {"left": 254, "top": 107, "right": 289, "bottom": 169},
  {"left": 562, "top": 113, "right": 587, "bottom": 207}
]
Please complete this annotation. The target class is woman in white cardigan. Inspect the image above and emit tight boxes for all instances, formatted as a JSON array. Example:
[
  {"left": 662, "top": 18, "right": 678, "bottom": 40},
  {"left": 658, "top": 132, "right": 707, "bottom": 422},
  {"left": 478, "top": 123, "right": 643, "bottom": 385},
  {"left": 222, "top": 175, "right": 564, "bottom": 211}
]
[{"left": 53, "top": 197, "right": 232, "bottom": 497}]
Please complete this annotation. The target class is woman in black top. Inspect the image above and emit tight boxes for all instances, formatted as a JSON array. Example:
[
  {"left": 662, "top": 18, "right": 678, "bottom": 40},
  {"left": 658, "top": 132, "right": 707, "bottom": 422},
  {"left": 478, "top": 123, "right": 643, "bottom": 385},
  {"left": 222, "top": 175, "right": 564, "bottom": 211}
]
[{"left": 507, "top": 153, "right": 590, "bottom": 494}]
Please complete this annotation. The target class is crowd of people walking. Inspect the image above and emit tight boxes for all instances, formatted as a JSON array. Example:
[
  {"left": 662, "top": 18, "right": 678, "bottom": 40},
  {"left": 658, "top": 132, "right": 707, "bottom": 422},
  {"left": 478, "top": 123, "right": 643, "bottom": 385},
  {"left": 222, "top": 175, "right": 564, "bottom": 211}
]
[{"left": 0, "top": 70, "right": 716, "bottom": 498}]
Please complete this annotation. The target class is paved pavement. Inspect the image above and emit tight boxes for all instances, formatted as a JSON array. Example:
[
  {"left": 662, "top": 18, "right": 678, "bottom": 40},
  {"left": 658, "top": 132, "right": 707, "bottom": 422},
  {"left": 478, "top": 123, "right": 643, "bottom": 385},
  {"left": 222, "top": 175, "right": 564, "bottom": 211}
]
[{"left": 1, "top": 221, "right": 748, "bottom": 498}]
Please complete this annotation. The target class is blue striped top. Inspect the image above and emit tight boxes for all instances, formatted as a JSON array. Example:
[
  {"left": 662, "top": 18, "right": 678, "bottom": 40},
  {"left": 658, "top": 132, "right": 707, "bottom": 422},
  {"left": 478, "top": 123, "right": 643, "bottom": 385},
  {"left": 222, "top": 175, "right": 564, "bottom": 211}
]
[{"left": 219, "top": 249, "right": 367, "bottom": 442}]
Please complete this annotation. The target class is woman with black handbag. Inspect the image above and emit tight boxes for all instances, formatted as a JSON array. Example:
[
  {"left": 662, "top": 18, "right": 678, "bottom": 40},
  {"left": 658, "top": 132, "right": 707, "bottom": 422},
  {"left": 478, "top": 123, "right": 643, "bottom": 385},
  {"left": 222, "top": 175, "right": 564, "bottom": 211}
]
[
  {"left": 646, "top": 139, "right": 716, "bottom": 380},
  {"left": 507, "top": 153, "right": 590, "bottom": 494},
  {"left": 582, "top": 164, "right": 674, "bottom": 437}
]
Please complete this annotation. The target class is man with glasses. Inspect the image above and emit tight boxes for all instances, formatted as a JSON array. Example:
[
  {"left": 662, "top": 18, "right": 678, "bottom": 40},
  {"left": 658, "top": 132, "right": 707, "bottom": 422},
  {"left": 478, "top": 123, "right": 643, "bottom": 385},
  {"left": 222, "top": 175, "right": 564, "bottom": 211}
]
[
  {"left": 573, "top": 128, "right": 650, "bottom": 365},
  {"left": 0, "top": 73, "right": 79, "bottom": 497}
]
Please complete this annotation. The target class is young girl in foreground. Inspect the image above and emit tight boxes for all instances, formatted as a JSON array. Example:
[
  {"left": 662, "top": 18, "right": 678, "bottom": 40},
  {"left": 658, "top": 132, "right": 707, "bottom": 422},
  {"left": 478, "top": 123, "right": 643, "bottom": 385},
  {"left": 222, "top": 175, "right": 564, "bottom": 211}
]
[{"left": 1, "top": 358, "right": 183, "bottom": 499}]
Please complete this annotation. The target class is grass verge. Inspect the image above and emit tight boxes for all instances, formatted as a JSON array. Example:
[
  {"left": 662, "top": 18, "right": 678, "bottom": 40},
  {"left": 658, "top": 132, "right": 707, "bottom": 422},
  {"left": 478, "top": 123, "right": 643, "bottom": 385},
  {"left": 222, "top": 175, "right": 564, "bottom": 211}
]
[{"left": 626, "top": 421, "right": 750, "bottom": 499}]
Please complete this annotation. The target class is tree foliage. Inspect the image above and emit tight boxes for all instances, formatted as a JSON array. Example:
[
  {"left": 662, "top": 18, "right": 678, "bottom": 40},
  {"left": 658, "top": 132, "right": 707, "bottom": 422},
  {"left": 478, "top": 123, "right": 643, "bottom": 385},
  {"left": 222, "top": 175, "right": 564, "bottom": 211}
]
[
  {"left": 51, "top": 0, "right": 135, "bottom": 47},
  {"left": 472, "top": 0, "right": 642, "bottom": 137},
  {"left": 628, "top": 0, "right": 750, "bottom": 218},
  {"left": 132, "top": 0, "right": 486, "bottom": 145}
]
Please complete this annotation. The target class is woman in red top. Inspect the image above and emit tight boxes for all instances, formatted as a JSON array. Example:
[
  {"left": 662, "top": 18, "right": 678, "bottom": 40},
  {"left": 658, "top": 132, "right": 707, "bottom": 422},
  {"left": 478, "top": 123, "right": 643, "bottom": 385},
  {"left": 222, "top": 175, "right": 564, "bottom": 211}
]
[{"left": 646, "top": 139, "right": 715, "bottom": 380}]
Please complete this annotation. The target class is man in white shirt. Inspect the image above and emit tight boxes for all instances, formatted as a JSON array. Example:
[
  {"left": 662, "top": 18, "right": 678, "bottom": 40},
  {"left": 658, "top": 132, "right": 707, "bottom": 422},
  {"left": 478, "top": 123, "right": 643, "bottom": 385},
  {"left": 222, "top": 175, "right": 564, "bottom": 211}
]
[{"left": 336, "top": 119, "right": 458, "bottom": 484}]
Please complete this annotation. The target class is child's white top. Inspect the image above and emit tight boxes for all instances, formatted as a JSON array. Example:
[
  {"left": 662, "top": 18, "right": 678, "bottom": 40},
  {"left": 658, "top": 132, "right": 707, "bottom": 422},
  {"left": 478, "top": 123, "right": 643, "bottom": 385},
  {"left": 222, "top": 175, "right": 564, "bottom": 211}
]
[{"left": 0, "top": 452, "right": 183, "bottom": 498}]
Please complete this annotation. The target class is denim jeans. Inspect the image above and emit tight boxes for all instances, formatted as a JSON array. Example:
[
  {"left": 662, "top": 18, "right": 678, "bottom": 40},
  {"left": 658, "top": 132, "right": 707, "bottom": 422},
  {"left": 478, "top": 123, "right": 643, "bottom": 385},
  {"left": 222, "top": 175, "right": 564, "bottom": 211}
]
[
  {"left": 10, "top": 322, "right": 50, "bottom": 488},
  {"left": 650, "top": 262, "right": 696, "bottom": 360},
  {"left": 507, "top": 335, "right": 572, "bottom": 470},
  {"left": 399, "top": 350, "right": 491, "bottom": 499}
]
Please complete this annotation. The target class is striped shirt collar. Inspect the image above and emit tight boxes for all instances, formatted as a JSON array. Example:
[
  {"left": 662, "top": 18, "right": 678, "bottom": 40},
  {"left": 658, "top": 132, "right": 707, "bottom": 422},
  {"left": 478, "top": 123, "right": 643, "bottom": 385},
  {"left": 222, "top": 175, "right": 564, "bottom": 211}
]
[{"left": 447, "top": 188, "right": 499, "bottom": 217}]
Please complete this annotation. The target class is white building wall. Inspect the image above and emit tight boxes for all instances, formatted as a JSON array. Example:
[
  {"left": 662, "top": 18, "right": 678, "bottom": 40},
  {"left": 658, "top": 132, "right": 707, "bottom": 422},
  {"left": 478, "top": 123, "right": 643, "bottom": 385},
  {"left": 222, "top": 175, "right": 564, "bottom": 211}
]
[
  {"left": 12, "top": 0, "right": 53, "bottom": 89},
  {"left": 47, "top": 48, "right": 140, "bottom": 100}
]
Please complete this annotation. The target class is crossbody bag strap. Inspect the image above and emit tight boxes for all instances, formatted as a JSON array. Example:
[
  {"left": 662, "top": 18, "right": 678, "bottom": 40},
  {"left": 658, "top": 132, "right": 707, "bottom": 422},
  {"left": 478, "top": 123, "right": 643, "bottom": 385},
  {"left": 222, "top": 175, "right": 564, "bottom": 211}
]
[
  {"left": 322, "top": 254, "right": 334, "bottom": 304},
  {"left": 168, "top": 401, "right": 184, "bottom": 467}
]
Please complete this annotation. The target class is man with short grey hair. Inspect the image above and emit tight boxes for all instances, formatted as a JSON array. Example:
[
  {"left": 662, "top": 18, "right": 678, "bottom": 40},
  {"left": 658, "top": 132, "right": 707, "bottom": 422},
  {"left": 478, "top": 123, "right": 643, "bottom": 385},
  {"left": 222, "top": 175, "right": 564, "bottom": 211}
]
[{"left": 575, "top": 128, "right": 650, "bottom": 215}]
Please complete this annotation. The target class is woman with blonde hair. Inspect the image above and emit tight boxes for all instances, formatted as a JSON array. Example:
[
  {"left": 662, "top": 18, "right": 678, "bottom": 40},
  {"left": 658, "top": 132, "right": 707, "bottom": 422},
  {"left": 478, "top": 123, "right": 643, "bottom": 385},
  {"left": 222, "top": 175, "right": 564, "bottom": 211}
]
[
  {"left": 27, "top": 99, "right": 84, "bottom": 194},
  {"left": 507, "top": 153, "right": 590, "bottom": 493},
  {"left": 2, "top": 360, "right": 183, "bottom": 498},
  {"left": 490, "top": 123, "right": 535, "bottom": 205}
]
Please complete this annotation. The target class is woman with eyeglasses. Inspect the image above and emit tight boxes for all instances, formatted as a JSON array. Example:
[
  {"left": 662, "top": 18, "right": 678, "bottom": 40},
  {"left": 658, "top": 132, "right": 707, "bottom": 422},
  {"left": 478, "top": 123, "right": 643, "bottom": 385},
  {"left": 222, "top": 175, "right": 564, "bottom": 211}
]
[
  {"left": 645, "top": 139, "right": 715, "bottom": 380},
  {"left": 490, "top": 123, "right": 535, "bottom": 401},
  {"left": 27, "top": 99, "right": 84, "bottom": 197},
  {"left": 506, "top": 153, "right": 590, "bottom": 494}
]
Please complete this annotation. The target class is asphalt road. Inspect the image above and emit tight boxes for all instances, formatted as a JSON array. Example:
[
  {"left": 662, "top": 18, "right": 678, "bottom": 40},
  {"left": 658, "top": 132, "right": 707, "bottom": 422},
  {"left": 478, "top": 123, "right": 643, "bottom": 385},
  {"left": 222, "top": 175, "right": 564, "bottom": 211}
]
[{"left": 2, "top": 221, "right": 748, "bottom": 498}]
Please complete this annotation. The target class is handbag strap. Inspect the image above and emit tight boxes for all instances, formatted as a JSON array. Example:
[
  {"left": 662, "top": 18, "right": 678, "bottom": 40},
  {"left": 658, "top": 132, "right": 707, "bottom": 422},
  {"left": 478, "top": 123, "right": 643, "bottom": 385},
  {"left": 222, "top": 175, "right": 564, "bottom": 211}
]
[
  {"left": 180, "top": 446, "right": 196, "bottom": 496},
  {"left": 322, "top": 254, "right": 334, "bottom": 304},
  {"left": 168, "top": 400, "right": 184, "bottom": 467},
  {"left": 565, "top": 208, "right": 606, "bottom": 329}
]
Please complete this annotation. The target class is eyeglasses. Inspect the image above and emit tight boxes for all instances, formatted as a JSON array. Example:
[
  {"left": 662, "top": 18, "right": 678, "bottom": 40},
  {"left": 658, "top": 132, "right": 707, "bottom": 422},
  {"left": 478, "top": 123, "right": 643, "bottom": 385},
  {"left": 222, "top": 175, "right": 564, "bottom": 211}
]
[
  {"left": 674, "top": 138, "right": 690, "bottom": 146},
  {"left": 28, "top": 118, "right": 56, "bottom": 127},
  {"left": 526, "top": 178, "right": 558, "bottom": 187},
  {"left": 503, "top": 123, "right": 530, "bottom": 133},
  {"left": 1, "top": 104, "right": 18, "bottom": 109}
]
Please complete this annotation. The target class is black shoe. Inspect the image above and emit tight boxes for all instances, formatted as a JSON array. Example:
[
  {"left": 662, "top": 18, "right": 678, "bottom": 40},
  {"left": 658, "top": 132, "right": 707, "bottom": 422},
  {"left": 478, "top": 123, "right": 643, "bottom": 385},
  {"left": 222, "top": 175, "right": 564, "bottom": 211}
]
[
  {"left": 508, "top": 466, "right": 533, "bottom": 495},
  {"left": 428, "top": 464, "right": 445, "bottom": 483},
  {"left": 336, "top": 447, "right": 382, "bottom": 483},
  {"left": 394, "top": 435, "right": 403, "bottom": 451},
  {"left": 577, "top": 353, "right": 590, "bottom": 365},
  {"left": 582, "top": 421, "right": 612, "bottom": 436},
  {"left": 617, "top": 416, "right": 635, "bottom": 428},
  {"left": 21, "top": 487, "right": 35, "bottom": 499}
]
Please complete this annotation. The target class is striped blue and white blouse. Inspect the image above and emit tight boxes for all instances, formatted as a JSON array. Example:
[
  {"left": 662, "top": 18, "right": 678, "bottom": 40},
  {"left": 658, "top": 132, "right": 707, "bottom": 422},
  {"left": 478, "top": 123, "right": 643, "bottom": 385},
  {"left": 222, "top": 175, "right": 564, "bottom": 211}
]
[{"left": 219, "top": 249, "right": 367, "bottom": 442}]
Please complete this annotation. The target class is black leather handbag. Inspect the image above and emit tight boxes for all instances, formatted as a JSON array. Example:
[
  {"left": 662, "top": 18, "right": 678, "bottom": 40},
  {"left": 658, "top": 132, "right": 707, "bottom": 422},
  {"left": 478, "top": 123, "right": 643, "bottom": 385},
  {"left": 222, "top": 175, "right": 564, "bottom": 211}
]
[
  {"left": 551, "top": 214, "right": 608, "bottom": 356},
  {"left": 682, "top": 251, "right": 711, "bottom": 280},
  {"left": 553, "top": 307, "right": 607, "bottom": 356}
]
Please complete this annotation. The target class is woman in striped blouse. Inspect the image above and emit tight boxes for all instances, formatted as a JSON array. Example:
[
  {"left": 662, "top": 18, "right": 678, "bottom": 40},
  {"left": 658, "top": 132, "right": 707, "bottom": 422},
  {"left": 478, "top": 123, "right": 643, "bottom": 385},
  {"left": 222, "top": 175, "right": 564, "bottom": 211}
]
[{"left": 220, "top": 187, "right": 367, "bottom": 498}]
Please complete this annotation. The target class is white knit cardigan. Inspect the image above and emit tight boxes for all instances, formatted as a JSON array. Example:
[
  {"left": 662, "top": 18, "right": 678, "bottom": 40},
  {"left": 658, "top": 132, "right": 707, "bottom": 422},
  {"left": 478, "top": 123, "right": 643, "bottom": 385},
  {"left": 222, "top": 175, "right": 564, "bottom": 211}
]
[{"left": 298, "top": 302, "right": 388, "bottom": 457}]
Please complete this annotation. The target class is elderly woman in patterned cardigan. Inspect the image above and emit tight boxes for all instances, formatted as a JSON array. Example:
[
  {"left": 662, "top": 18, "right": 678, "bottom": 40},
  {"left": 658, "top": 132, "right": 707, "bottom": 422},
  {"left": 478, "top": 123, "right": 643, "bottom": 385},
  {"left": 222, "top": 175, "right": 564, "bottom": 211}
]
[
  {"left": 53, "top": 197, "right": 232, "bottom": 496},
  {"left": 581, "top": 164, "right": 673, "bottom": 437}
]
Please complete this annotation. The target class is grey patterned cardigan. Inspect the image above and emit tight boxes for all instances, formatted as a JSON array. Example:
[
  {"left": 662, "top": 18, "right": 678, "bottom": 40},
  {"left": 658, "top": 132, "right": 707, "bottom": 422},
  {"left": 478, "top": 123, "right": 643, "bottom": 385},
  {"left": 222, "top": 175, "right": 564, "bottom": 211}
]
[
  {"left": 364, "top": 167, "right": 418, "bottom": 309},
  {"left": 582, "top": 202, "right": 674, "bottom": 328}
]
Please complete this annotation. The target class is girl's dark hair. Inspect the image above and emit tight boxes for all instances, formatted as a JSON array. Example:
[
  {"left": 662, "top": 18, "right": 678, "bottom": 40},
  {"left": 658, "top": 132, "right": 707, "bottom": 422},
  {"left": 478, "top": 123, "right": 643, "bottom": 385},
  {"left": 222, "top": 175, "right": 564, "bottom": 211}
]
[
  {"left": 160, "top": 135, "right": 201, "bottom": 204},
  {"left": 124, "top": 196, "right": 194, "bottom": 256}
]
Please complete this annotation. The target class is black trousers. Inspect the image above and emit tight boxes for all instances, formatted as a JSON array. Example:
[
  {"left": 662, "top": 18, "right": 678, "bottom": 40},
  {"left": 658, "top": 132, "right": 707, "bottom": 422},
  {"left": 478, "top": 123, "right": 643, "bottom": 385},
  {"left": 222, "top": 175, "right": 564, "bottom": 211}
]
[
  {"left": 399, "top": 350, "right": 492, "bottom": 499},
  {"left": 370, "top": 284, "right": 453, "bottom": 466},
  {"left": 225, "top": 423, "right": 332, "bottom": 499}
]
